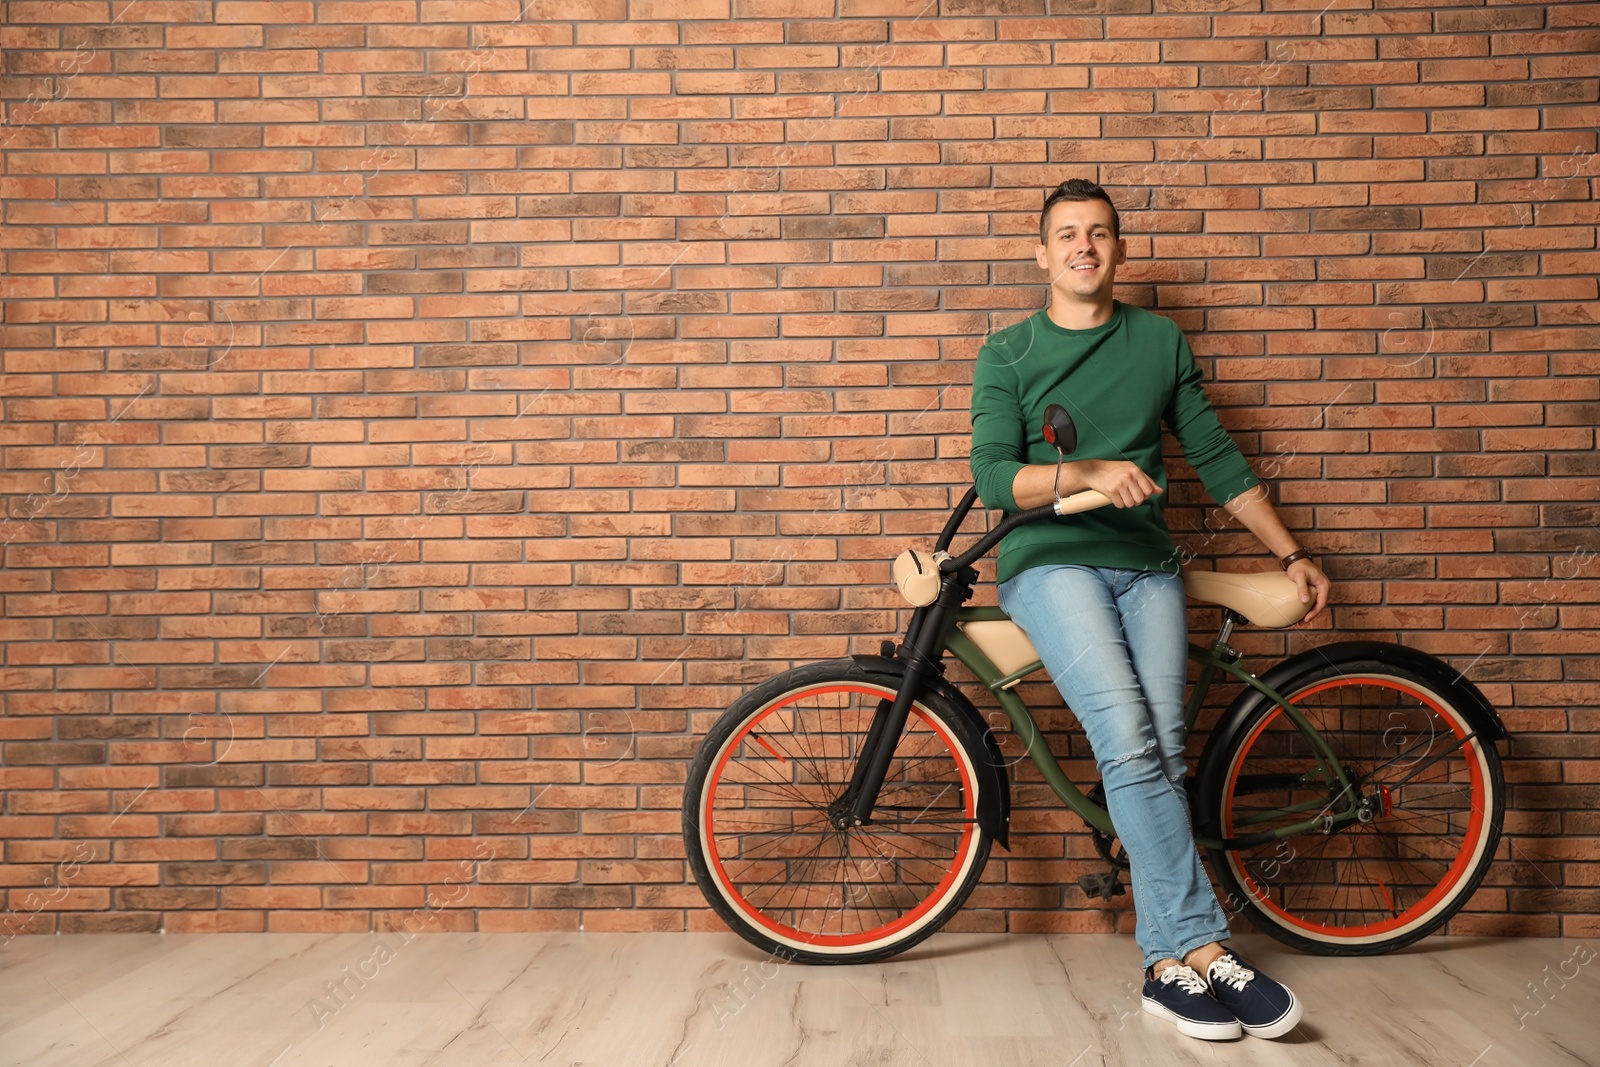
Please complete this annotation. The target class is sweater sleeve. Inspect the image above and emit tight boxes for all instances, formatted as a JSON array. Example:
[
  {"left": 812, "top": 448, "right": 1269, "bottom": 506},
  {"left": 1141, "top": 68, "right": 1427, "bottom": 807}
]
[
  {"left": 968, "top": 342, "right": 1027, "bottom": 513},
  {"left": 1163, "top": 330, "right": 1261, "bottom": 506}
]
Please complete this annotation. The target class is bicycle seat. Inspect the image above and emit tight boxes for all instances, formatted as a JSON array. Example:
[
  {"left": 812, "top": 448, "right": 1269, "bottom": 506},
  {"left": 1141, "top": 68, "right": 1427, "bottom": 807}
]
[{"left": 1179, "top": 568, "right": 1313, "bottom": 629}]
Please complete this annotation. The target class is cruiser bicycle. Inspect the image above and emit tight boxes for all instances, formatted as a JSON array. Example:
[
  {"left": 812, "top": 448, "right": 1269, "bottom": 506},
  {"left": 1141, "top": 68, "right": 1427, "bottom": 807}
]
[{"left": 683, "top": 407, "right": 1507, "bottom": 965}]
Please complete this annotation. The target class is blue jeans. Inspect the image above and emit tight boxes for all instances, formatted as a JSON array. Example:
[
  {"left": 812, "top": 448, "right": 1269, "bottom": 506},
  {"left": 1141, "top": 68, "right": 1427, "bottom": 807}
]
[{"left": 998, "top": 564, "right": 1230, "bottom": 971}]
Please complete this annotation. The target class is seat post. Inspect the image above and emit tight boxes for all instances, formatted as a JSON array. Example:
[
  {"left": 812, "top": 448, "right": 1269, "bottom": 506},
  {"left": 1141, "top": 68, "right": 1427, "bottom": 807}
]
[{"left": 1210, "top": 609, "right": 1248, "bottom": 666}]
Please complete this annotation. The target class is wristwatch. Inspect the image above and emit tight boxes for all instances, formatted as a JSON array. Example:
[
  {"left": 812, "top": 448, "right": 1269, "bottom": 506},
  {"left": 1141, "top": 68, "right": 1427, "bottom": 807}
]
[{"left": 1278, "top": 548, "right": 1314, "bottom": 571}]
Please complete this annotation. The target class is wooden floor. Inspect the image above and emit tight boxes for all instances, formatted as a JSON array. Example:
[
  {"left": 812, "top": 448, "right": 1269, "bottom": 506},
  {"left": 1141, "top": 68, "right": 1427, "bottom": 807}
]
[{"left": 0, "top": 931, "right": 1594, "bottom": 1066}]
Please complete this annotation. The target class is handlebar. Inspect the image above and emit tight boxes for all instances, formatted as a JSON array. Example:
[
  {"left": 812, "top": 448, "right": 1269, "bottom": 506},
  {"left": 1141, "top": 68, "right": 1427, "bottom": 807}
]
[
  {"left": 941, "top": 488, "right": 1112, "bottom": 573},
  {"left": 931, "top": 407, "right": 1110, "bottom": 575}
]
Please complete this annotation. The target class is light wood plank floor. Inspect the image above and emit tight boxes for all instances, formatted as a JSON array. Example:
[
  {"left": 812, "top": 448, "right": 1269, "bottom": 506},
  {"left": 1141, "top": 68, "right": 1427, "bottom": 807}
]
[{"left": 0, "top": 932, "right": 1595, "bottom": 1066}]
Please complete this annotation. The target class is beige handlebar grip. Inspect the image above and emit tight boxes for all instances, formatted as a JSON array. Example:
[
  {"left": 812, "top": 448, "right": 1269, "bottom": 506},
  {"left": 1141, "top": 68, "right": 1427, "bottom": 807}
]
[{"left": 1054, "top": 490, "right": 1112, "bottom": 516}]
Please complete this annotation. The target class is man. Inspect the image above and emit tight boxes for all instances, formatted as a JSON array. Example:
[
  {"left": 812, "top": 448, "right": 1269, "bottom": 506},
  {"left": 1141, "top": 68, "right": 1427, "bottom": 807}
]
[{"left": 968, "top": 178, "right": 1332, "bottom": 1042}]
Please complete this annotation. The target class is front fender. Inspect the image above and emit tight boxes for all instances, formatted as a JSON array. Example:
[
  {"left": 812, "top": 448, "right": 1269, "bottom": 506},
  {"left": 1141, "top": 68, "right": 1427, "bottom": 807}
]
[{"left": 851, "top": 653, "right": 1011, "bottom": 850}]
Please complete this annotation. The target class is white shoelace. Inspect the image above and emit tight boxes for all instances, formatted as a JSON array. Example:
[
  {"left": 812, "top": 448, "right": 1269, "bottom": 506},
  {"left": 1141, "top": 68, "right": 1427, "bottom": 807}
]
[
  {"left": 1208, "top": 955, "right": 1256, "bottom": 993},
  {"left": 1158, "top": 964, "right": 1211, "bottom": 997}
]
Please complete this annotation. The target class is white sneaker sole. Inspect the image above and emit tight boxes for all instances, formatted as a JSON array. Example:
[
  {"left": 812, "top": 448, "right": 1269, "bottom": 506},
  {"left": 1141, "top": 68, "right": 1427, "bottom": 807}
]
[
  {"left": 1239, "top": 991, "right": 1302, "bottom": 1040},
  {"left": 1141, "top": 997, "right": 1242, "bottom": 1041}
]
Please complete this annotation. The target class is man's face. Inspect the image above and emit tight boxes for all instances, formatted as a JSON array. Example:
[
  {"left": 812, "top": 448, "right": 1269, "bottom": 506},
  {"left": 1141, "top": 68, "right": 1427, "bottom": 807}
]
[{"left": 1035, "top": 198, "right": 1125, "bottom": 305}]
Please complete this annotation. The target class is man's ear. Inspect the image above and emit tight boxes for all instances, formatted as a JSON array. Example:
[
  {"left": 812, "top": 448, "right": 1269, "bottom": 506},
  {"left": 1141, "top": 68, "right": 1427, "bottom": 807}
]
[
  {"left": 1114, "top": 236, "right": 1127, "bottom": 264},
  {"left": 1035, "top": 242, "right": 1050, "bottom": 270}
]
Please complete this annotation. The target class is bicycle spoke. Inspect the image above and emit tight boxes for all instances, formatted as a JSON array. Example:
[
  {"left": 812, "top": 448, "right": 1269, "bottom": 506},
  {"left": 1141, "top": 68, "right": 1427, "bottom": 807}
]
[
  {"left": 713, "top": 813, "right": 830, "bottom": 839},
  {"left": 725, "top": 821, "right": 835, "bottom": 866},
  {"left": 1356, "top": 730, "right": 1446, "bottom": 781},
  {"left": 1337, "top": 831, "right": 1440, "bottom": 915},
  {"left": 785, "top": 701, "right": 847, "bottom": 798},
  {"left": 774, "top": 831, "right": 845, "bottom": 928},
  {"left": 729, "top": 775, "right": 829, "bottom": 811},
  {"left": 1383, "top": 735, "right": 1478, "bottom": 790}
]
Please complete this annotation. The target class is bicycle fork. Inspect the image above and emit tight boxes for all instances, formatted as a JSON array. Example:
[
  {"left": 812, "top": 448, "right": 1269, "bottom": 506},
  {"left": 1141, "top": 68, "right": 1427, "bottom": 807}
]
[{"left": 840, "top": 570, "right": 969, "bottom": 828}]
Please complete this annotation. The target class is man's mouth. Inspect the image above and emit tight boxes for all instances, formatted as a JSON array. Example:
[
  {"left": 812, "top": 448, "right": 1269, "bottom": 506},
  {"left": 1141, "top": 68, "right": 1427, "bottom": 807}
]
[{"left": 1072, "top": 261, "right": 1099, "bottom": 272}]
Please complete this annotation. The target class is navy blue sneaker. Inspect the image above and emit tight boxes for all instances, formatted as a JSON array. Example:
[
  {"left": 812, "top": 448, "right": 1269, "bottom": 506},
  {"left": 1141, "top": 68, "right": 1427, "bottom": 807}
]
[
  {"left": 1141, "top": 963, "right": 1241, "bottom": 1041},
  {"left": 1204, "top": 952, "right": 1302, "bottom": 1039}
]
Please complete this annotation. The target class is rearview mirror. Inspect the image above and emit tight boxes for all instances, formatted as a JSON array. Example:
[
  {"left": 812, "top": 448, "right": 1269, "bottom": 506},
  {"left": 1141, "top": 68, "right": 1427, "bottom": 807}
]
[{"left": 1043, "top": 403, "right": 1077, "bottom": 455}]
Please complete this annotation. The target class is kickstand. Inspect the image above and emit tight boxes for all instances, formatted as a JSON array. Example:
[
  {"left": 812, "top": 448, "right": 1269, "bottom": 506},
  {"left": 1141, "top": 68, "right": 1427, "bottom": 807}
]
[{"left": 1077, "top": 867, "right": 1126, "bottom": 902}]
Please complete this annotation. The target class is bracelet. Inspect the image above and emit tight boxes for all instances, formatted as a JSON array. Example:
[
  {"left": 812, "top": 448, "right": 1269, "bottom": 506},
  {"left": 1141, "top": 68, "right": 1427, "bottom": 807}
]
[{"left": 1278, "top": 548, "right": 1314, "bottom": 571}]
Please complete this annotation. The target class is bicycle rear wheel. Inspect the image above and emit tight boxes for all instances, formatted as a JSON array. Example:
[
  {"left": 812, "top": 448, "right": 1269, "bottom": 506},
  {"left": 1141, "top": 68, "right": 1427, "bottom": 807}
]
[
  {"left": 1204, "top": 658, "right": 1504, "bottom": 956},
  {"left": 683, "top": 660, "right": 994, "bottom": 965}
]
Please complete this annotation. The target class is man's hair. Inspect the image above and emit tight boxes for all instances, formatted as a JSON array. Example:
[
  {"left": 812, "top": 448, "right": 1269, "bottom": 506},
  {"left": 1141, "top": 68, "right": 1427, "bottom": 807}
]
[{"left": 1039, "top": 178, "right": 1120, "bottom": 243}]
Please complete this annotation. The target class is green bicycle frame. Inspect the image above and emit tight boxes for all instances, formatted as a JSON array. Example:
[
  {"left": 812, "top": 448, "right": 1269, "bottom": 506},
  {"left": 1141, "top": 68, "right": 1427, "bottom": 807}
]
[{"left": 941, "top": 605, "right": 1362, "bottom": 851}]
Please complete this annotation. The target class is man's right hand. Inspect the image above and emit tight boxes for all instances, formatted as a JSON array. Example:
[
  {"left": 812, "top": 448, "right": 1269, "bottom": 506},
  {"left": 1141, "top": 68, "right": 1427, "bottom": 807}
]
[
  {"left": 1076, "top": 458, "right": 1162, "bottom": 509},
  {"left": 1009, "top": 457, "right": 1163, "bottom": 510}
]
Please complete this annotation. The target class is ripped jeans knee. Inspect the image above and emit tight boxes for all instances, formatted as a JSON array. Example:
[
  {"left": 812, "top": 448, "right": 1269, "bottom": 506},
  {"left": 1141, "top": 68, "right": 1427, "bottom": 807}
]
[{"left": 1108, "top": 738, "right": 1158, "bottom": 767}]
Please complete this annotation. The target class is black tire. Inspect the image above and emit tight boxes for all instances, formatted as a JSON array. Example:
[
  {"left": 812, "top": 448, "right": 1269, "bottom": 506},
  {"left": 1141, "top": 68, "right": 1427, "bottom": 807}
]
[
  {"left": 683, "top": 659, "right": 994, "bottom": 965},
  {"left": 1201, "top": 657, "right": 1505, "bottom": 956}
]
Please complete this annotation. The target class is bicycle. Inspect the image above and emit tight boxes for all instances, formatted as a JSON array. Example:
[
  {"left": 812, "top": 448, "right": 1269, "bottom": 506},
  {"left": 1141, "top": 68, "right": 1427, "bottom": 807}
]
[{"left": 683, "top": 406, "right": 1508, "bottom": 966}]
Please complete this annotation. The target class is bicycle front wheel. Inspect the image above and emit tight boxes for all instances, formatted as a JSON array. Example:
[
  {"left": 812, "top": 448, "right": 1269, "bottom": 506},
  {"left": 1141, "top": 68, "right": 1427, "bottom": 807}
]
[
  {"left": 683, "top": 660, "right": 994, "bottom": 965},
  {"left": 1204, "top": 657, "right": 1504, "bottom": 956}
]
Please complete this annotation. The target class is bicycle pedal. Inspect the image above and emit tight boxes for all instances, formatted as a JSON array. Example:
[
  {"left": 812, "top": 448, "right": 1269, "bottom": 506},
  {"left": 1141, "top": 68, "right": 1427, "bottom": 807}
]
[{"left": 1076, "top": 870, "right": 1126, "bottom": 902}]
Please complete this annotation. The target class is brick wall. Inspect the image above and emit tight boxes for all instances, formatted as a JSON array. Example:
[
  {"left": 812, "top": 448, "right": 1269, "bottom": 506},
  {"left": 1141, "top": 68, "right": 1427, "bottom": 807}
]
[{"left": 1, "top": 1, "right": 1597, "bottom": 939}]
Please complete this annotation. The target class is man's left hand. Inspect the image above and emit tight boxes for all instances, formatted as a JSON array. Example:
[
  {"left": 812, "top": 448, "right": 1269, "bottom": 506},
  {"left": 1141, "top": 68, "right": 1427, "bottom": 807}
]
[{"left": 1287, "top": 559, "right": 1330, "bottom": 623}]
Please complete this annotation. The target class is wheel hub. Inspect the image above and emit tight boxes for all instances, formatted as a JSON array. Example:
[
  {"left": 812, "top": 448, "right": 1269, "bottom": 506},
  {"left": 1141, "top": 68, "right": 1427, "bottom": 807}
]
[
  {"left": 1349, "top": 775, "right": 1396, "bottom": 824},
  {"left": 826, "top": 798, "right": 857, "bottom": 831}
]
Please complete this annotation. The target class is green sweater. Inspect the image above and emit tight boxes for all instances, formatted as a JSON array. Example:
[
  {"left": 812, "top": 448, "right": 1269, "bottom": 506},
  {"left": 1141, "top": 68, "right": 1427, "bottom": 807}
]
[{"left": 969, "top": 302, "right": 1260, "bottom": 583}]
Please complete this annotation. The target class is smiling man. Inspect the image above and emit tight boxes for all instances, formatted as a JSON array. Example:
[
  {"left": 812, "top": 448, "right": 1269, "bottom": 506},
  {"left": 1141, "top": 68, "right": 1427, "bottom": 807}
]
[{"left": 968, "top": 178, "right": 1331, "bottom": 1042}]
